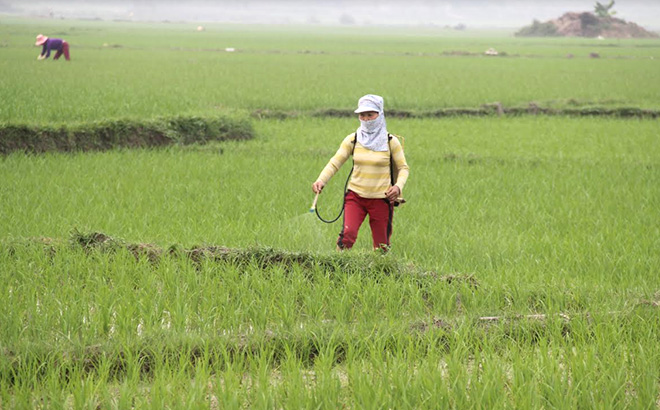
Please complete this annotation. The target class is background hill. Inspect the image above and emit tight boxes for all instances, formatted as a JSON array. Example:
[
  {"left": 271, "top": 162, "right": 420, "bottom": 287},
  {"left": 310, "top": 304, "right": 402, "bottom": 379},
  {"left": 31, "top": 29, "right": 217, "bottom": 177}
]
[{"left": 517, "top": 11, "right": 658, "bottom": 38}]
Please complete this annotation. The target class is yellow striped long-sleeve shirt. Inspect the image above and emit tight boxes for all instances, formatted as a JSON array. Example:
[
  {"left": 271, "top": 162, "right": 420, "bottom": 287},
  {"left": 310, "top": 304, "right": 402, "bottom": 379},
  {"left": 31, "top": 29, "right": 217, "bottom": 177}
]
[{"left": 317, "top": 133, "right": 410, "bottom": 199}]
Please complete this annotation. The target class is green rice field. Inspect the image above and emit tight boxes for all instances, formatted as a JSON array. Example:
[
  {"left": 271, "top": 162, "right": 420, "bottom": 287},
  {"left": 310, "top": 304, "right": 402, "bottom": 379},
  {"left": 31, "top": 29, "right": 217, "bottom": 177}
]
[
  {"left": 3, "top": 17, "right": 660, "bottom": 124},
  {"left": 1, "top": 16, "right": 659, "bottom": 408}
]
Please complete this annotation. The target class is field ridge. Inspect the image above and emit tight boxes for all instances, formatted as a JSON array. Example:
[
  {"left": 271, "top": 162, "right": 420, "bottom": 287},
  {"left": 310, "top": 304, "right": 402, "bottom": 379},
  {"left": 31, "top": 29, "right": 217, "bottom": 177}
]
[
  {"left": 253, "top": 104, "right": 660, "bottom": 119},
  {"left": 0, "top": 115, "right": 254, "bottom": 155},
  {"left": 18, "top": 230, "right": 475, "bottom": 285}
]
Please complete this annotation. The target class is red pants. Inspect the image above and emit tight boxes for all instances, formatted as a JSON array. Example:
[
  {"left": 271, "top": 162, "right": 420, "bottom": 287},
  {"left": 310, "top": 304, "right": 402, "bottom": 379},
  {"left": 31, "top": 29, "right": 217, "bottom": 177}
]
[
  {"left": 337, "top": 190, "right": 393, "bottom": 251},
  {"left": 54, "top": 41, "right": 70, "bottom": 61}
]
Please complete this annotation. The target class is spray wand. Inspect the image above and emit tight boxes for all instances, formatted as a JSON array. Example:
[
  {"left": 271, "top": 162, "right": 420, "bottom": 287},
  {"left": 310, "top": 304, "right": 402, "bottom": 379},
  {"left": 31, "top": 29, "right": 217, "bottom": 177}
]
[{"left": 309, "top": 192, "right": 319, "bottom": 213}]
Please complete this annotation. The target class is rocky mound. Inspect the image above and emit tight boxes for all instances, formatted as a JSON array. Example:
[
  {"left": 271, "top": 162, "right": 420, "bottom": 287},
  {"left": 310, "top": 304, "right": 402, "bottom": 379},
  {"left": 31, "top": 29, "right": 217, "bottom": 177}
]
[{"left": 516, "top": 12, "right": 658, "bottom": 38}]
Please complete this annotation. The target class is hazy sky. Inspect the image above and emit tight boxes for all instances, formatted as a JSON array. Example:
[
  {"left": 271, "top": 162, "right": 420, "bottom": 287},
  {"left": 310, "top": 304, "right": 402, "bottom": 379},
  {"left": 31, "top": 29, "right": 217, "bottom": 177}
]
[{"left": 3, "top": 1, "right": 660, "bottom": 29}]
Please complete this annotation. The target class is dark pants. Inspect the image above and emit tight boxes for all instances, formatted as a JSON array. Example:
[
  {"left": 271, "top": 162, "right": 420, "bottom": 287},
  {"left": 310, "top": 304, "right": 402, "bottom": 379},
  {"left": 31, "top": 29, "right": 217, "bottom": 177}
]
[
  {"left": 53, "top": 41, "right": 70, "bottom": 61},
  {"left": 337, "top": 190, "right": 393, "bottom": 251}
]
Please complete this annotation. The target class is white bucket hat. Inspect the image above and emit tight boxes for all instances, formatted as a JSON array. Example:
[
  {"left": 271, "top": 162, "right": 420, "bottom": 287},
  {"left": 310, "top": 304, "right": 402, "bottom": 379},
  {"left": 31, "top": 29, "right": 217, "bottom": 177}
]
[{"left": 354, "top": 94, "right": 384, "bottom": 113}]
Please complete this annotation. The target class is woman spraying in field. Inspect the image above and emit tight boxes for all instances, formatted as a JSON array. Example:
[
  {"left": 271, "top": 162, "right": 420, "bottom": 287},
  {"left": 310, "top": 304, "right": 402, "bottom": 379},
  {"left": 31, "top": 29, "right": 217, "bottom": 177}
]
[
  {"left": 35, "top": 34, "right": 70, "bottom": 61},
  {"left": 312, "top": 94, "right": 409, "bottom": 252}
]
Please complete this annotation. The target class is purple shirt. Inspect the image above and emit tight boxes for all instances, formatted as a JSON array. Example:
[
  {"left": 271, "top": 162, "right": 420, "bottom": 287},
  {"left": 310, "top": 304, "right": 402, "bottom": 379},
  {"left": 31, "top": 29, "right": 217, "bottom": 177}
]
[{"left": 41, "top": 38, "right": 64, "bottom": 58}]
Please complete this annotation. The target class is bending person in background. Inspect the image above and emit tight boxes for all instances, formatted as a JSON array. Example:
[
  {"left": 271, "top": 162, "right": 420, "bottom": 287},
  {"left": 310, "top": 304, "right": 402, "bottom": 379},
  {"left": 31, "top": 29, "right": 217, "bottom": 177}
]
[
  {"left": 312, "top": 94, "right": 409, "bottom": 252},
  {"left": 35, "top": 34, "right": 70, "bottom": 61}
]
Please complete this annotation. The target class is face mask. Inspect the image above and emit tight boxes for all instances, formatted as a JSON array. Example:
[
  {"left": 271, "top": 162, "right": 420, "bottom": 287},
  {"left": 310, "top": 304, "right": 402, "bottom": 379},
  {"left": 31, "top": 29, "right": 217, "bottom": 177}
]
[{"left": 360, "top": 118, "right": 380, "bottom": 133}]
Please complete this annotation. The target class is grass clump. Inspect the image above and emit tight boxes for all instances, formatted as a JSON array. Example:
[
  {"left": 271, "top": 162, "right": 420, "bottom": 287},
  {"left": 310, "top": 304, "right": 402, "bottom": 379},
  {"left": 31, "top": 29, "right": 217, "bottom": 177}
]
[
  {"left": 515, "top": 19, "right": 560, "bottom": 37},
  {"left": 0, "top": 115, "right": 254, "bottom": 155}
]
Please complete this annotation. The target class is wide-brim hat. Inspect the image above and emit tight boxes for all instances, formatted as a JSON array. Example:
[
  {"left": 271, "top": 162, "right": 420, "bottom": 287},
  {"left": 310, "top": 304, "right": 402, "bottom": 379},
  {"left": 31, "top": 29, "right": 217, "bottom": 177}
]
[
  {"left": 354, "top": 94, "right": 384, "bottom": 113},
  {"left": 35, "top": 34, "right": 48, "bottom": 46}
]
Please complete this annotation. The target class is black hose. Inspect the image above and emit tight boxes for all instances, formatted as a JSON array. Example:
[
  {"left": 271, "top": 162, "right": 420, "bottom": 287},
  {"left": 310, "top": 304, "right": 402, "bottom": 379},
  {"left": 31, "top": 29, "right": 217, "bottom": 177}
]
[{"left": 314, "top": 168, "right": 353, "bottom": 224}]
